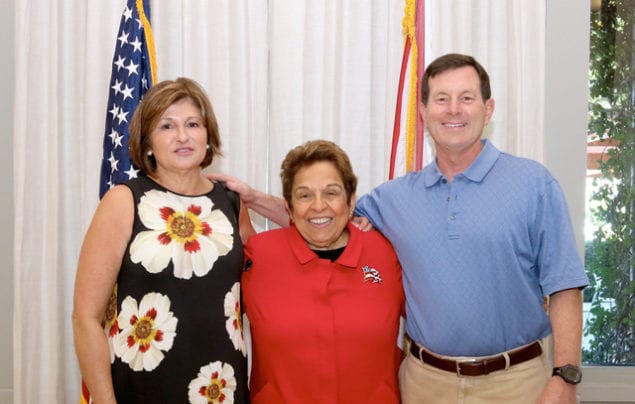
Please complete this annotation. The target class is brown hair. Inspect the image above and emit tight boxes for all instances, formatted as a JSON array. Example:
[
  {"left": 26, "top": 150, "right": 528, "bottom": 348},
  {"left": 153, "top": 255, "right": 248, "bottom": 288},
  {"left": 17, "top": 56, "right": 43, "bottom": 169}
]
[
  {"left": 420, "top": 53, "right": 491, "bottom": 105},
  {"left": 129, "top": 77, "right": 222, "bottom": 175},
  {"left": 280, "top": 140, "right": 357, "bottom": 207}
]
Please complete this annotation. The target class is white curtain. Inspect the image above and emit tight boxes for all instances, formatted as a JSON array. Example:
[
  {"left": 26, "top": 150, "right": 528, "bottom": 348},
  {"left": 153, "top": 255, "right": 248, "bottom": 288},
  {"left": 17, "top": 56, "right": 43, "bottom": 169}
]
[
  {"left": 13, "top": 0, "right": 544, "bottom": 401},
  {"left": 265, "top": 1, "right": 405, "bottom": 199},
  {"left": 425, "top": 0, "right": 545, "bottom": 161},
  {"left": 14, "top": 2, "right": 123, "bottom": 402}
]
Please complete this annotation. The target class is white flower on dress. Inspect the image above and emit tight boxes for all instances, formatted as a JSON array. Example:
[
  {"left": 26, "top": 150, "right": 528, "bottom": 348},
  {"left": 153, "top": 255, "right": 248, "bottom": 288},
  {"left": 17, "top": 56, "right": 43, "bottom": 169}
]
[
  {"left": 114, "top": 292, "right": 178, "bottom": 371},
  {"left": 103, "top": 285, "right": 119, "bottom": 363},
  {"left": 188, "top": 361, "right": 237, "bottom": 404},
  {"left": 224, "top": 282, "right": 246, "bottom": 355},
  {"left": 130, "top": 189, "right": 234, "bottom": 279}
]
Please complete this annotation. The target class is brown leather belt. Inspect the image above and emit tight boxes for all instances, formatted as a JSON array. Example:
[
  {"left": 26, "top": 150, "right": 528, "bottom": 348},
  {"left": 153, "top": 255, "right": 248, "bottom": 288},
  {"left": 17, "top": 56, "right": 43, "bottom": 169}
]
[{"left": 409, "top": 341, "right": 543, "bottom": 376}]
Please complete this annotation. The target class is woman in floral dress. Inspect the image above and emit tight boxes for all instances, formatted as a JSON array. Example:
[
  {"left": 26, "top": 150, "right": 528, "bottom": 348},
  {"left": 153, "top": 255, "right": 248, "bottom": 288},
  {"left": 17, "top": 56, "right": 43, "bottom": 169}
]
[{"left": 73, "top": 77, "right": 254, "bottom": 403}]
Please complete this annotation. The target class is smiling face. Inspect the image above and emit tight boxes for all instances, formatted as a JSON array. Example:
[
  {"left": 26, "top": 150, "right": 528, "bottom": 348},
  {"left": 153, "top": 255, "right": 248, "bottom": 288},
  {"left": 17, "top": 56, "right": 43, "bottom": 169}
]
[
  {"left": 287, "top": 161, "right": 355, "bottom": 251},
  {"left": 422, "top": 65, "right": 495, "bottom": 162},
  {"left": 149, "top": 97, "right": 208, "bottom": 175}
]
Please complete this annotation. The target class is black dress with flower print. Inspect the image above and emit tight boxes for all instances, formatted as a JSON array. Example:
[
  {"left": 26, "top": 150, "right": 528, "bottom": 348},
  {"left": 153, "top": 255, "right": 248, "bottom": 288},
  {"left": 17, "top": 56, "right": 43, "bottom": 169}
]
[{"left": 107, "top": 175, "right": 250, "bottom": 404}]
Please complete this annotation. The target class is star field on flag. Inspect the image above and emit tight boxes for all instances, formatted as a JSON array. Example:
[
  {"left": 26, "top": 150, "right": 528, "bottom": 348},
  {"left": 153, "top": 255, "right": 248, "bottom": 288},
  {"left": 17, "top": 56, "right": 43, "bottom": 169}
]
[{"left": 99, "top": 0, "right": 155, "bottom": 198}]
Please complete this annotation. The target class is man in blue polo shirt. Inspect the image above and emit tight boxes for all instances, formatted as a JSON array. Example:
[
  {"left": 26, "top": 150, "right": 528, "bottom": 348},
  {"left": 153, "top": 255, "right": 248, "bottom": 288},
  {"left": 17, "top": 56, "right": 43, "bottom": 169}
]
[{"left": 354, "top": 53, "right": 588, "bottom": 403}]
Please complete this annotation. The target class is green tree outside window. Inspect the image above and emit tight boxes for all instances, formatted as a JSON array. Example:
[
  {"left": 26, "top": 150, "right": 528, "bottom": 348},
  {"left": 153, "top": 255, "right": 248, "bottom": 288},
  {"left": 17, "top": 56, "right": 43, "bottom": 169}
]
[{"left": 584, "top": 0, "right": 635, "bottom": 365}]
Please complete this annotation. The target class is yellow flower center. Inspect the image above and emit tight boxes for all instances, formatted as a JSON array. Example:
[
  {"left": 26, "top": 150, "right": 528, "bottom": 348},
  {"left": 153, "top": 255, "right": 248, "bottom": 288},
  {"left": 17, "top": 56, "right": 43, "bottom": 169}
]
[
  {"left": 207, "top": 382, "right": 221, "bottom": 399},
  {"left": 134, "top": 318, "right": 154, "bottom": 340},
  {"left": 166, "top": 211, "right": 203, "bottom": 243}
]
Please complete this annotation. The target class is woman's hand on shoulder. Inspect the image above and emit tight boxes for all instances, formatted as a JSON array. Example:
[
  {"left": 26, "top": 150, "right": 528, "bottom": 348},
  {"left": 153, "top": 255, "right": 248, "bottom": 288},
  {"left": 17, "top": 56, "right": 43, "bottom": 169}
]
[{"left": 351, "top": 216, "right": 373, "bottom": 231}]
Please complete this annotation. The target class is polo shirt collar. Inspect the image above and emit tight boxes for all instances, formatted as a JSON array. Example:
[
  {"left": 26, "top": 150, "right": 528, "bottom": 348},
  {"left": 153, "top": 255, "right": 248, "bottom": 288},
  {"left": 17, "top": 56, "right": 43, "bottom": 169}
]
[
  {"left": 423, "top": 139, "right": 500, "bottom": 186},
  {"left": 463, "top": 139, "right": 500, "bottom": 182},
  {"left": 288, "top": 222, "right": 361, "bottom": 269}
]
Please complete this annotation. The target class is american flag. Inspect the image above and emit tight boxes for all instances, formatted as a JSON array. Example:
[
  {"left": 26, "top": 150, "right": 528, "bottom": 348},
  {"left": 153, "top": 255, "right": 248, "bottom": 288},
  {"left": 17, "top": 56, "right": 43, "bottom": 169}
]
[
  {"left": 362, "top": 265, "right": 383, "bottom": 284},
  {"left": 99, "top": 0, "right": 156, "bottom": 198}
]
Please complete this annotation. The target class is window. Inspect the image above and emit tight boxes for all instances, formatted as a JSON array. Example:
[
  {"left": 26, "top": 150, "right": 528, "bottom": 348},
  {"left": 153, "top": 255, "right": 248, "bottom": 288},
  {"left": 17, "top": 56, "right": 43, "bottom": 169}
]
[
  {"left": 546, "top": 0, "right": 635, "bottom": 401},
  {"left": 583, "top": 0, "right": 635, "bottom": 368}
]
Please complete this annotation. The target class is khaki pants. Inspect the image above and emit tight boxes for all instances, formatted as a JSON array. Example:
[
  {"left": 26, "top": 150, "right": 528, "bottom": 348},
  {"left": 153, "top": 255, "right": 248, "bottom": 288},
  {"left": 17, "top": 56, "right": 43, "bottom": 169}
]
[{"left": 399, "top": 349, "right": 551, "bottom": 404}]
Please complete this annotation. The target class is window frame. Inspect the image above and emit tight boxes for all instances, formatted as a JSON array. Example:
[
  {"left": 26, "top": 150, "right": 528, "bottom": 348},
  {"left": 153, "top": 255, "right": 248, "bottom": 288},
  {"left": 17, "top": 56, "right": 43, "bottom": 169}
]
[{"left": 545, "top": 1, "right": 635, "bottom": 402}]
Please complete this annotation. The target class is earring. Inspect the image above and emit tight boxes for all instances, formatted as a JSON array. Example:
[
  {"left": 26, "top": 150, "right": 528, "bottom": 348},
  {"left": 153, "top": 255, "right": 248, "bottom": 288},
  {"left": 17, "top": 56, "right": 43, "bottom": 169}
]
[
  {"left": 147, "top": 150, "right": 153, "bottom": 156},
  {"left": 206, "top": 144, "right": 210, "bottom": 150}
]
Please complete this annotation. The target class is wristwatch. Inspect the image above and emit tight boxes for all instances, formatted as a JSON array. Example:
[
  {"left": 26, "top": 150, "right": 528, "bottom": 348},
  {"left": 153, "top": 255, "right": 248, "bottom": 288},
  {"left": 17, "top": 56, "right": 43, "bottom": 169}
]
[{"left": 552, "top": 364, "right": 582, "bottom": 384}]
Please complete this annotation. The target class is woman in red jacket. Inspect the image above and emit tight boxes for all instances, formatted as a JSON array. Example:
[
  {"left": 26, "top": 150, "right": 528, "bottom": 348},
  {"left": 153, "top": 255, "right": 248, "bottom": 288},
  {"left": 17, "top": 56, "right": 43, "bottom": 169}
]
[{"left": 242, "top": 140, "right": 404, "bottom": 403}]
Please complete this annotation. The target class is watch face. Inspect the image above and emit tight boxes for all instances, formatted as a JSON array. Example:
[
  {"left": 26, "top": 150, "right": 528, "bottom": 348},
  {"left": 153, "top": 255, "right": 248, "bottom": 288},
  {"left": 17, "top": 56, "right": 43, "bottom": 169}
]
[{"left": 559, "top": 365, "right": 582, "bottom": 383}]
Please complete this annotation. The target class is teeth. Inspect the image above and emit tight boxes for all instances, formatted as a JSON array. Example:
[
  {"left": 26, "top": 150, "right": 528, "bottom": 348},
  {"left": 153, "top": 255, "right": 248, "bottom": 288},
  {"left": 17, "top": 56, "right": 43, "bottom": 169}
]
[
  {"left": 445, "top": 123, "right": 464, "bottom": 127},
  {"left": 310, "top": 217, "right": 331, "bottom": 224}
]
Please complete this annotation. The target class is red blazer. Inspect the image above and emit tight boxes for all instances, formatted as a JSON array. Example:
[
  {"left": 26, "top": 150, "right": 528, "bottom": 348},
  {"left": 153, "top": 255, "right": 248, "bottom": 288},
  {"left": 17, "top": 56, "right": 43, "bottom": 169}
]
[{"left": 243, "top": 223, "right": 404, "bottom": 404}]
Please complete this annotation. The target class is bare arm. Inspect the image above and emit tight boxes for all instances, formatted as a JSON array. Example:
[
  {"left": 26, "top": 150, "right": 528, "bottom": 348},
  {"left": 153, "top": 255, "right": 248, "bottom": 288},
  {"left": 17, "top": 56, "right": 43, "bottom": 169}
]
[
  {"left": 72, "top": 186, "right": 134, "bottom": 404},
  {"left": 208, "top": 173, "right": 289, "bottom": 227},
  {"left": 538, "top": 287, "right": 583, "bottom": 404},
  {"left": 238, "top": 199, "right": 256, "bottom": 242}
]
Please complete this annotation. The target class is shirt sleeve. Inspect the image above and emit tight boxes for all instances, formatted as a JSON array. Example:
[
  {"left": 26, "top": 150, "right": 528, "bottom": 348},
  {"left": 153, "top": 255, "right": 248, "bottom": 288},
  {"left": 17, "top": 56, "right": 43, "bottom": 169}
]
[{"left": 535, "top": 177, "right": 589, "bottom": 295}]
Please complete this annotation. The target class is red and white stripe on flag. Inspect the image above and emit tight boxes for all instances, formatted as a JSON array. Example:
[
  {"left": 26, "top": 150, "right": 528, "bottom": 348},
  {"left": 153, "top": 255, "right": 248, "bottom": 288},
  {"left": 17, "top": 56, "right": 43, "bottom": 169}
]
[{"left": 80, "top": 379, "right": 93, "bottom": 404}]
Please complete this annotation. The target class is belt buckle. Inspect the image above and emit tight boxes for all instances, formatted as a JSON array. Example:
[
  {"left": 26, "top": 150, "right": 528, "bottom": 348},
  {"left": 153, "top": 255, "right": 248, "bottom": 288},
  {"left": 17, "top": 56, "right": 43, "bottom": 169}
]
[{"left": 456, "top": 358, "right": 488, "bottom": 376}]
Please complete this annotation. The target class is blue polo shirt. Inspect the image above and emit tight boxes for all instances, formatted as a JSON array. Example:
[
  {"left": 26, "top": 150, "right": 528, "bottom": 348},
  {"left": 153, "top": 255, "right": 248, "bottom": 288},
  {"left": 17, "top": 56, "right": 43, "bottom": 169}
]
[{"left": 355, "top": 140, "right": 589, "bottom": 356}]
